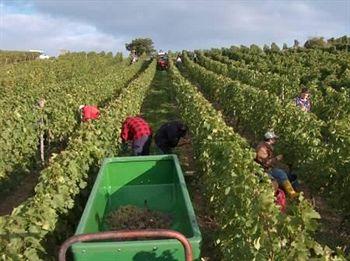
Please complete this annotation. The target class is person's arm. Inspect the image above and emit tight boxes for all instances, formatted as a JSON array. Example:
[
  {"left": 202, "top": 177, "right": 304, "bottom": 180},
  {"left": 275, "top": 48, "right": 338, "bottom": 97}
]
[
  {"left": 256, "top": 146, "right": 282, "bottom": 166},
  {"left": 120, "top": 121, "right": 129, "bottom": 142},
  {"left": 266, "top": 154, "right": 283, "bottom": 166},
  {"left": 177, "top": 139, "right": 191, "bottom": 147},
  {"left": 256, "top": 146, "right": 269, "bottom": 163}
]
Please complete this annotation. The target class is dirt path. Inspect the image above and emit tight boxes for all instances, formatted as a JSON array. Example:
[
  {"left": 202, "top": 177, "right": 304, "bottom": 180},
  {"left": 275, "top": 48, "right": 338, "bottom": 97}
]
[
  {"left": 0, "top": 172, "right": 39, "bottom": 215},
  {"left": 140, "top": 70, "right": 219, "bottom": 260},
  {"left": 300, "top": 184, "right": 350, "bottom": 254}
]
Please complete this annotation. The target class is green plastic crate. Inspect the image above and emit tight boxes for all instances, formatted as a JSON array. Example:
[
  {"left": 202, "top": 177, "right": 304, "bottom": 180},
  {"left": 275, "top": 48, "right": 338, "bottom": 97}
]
[{"left": 72, "top": 155, "right": 202, "bottom": 260}]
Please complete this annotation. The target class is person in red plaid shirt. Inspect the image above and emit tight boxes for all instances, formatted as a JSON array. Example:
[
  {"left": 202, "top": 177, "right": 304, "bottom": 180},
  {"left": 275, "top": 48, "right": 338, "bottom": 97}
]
[{"left": 120, "top": 116, "right": 152, "bottom": 156}]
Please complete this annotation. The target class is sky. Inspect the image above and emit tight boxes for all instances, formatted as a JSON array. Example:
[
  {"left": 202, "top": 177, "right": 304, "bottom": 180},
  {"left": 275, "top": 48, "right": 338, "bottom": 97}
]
[{"left": 0, "top": 0, "right": 349, "bottom": 56}]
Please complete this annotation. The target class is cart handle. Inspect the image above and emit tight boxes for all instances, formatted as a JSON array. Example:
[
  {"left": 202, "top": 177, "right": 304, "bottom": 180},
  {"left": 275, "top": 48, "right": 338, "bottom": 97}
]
[{"left": 58, "top": 229, "right": 193, "bottom": 261}]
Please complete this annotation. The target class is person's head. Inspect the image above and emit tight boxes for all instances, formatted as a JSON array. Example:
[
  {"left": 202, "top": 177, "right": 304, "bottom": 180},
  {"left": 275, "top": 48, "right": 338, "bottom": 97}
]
[
  {"left": 300, "top": 87, "right": 310, "bottom": 99},
  {"left": 78, "top": 105, "right": 85, "bottom": 114},
  {"left": 264, "top": 131, "right": 278, "bottom": 144},
  {"left": 38, "top": 98, "right": 46, "bottom": 109}
]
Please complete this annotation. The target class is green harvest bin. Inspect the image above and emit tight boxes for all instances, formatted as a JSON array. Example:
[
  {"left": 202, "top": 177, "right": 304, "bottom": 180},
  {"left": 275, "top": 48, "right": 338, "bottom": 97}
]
[{"left": 72, "top": 155, "right": 202, "bottom": 260}]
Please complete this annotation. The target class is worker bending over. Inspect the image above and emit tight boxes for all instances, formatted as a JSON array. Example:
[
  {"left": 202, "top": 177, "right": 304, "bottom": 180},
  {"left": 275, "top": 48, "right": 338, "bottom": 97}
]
[
  {"left": 79, "top": 105, "right": 100, "bottom": 122},
  {"left": 120, "top": 116, "right": 152, "bottom": 156},
  {"left": 155, "top": 121, "right": 188, "bottom": 154}
]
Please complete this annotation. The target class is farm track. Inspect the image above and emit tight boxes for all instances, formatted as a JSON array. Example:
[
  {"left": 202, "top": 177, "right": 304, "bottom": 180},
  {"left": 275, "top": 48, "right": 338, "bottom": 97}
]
[
  {"left": 178, "top": 64, "right": 350, "bottom": 254},
  {"left": 139, "top": 70, "right": 219, "bottom": 260}
]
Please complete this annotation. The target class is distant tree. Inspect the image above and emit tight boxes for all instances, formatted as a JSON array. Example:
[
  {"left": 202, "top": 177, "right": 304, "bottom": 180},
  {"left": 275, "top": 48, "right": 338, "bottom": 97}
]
[
  {"left": 327, "top": 35, "right": 350, "bottom": 51},
  {"left": 87, "top": 51, "right": 97, "bottom": 57},
  {"left": 293, "top": 40, "right": 300, "bottom": 48},
  {"left": 263, "top": 44, "right": 270, "bottom": 53},
  {"left": 327, "top": 37, "right": 335, "bottom": 45},
  {"left": 282, "top": 43, "right": 288, "bottom": 50},
  {"left": 115, "top": 52, "right": 123, "bottom": 62},
  {"left": 270, "top": 42, "right": 280, "bottom": 52},
  {"left": 210, "top": 48, "right": 221, "bottom": 55},
  {"left": 229, "top": 46, "right": 239, "bottom": 52},
  {"left": 240, "top": 45, "right": 249, "bottom": 51},
  {"left": 125, "top": 38, "right": 155, "bottom": 56},
  {"left": 304, "top": 37, "right": 327, "bottom": 49},
  {"left": 250, "top": 44, "right": 262, "bottom": 54}
]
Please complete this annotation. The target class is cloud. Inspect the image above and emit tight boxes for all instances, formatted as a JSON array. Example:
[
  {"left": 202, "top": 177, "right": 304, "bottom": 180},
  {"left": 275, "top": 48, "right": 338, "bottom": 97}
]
[
  {"left": 1, "top": 0, "right": 349, "bottom": 54},
  {"left": 0, "top": 4, "right": 126, "bottom": 56}
]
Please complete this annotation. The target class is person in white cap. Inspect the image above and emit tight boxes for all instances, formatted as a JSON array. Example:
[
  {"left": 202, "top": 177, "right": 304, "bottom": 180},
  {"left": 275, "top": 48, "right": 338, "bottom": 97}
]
[{"left": 255, "top": 131, "right": 299, "bottom": 198}]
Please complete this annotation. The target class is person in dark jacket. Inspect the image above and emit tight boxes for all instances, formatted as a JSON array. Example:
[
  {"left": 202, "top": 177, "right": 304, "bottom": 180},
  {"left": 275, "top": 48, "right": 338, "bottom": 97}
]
[{"left": 155, "top": 121, "right": 188, "bottom": 154}]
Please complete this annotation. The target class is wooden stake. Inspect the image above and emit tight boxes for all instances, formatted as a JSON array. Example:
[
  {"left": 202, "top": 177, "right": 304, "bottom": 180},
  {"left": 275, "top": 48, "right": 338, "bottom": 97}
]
[{"left": 38, "top": 99, "right": 46, "bottom": 165}]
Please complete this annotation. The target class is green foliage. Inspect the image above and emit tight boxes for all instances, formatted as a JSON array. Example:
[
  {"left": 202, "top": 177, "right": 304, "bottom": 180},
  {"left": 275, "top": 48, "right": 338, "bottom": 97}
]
[
  {"left": 327, "top": 36, "right": 350, "bottom": 51},
  {"left": 0, "top": 50, "right": 40, "bottom": 66},
  {"left": 0, "top": 60, "right": 156, "bottom": 259},
  {"left": 0, "top": 53, "right": 140, "bottom": 194},
  {"left": 169, "top": 60, "right": 343, "bottom": 260},
  {"left": 263, "top": 44, "right": 270, "bottom": 52},
  {"left": 115, "top": 52, "right": 123, "bottom": 62},
  {"left": 183, "top": 50, "right": 350, "bottom": 249},
  {"left": 270, "top": 42, "right": 281, "bottom": 52},
  {"left": 125, "top": 38, "right": 155, "bottom": 56},
  {"left": 304, "top": 37, "right": 327, "bottom": 49},
  {"left": 249, "top": 44, "right": 262, "bottom": 54},
  {"left": 207, "top": 46, "right": 350, "bottom": 120}
]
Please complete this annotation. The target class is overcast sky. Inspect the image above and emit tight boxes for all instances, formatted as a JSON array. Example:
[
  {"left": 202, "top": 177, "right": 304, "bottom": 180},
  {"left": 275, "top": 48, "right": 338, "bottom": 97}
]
[{"left": 0, "top": 0, "right": 349, "bottom": 56}]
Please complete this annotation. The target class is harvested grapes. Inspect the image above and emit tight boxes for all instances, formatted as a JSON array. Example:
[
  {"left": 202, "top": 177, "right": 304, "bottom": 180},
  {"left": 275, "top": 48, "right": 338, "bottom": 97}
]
[{"left": 105, "top": 205, "right": 172, "bottom": 230}]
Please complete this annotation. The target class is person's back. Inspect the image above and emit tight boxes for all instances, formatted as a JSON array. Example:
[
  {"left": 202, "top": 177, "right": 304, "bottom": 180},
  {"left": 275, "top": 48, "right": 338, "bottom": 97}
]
[
  {"left": 121, "top": 116, "right": 151, "bottom": 141},
  {"left": 155, "top": 121, "right": 187, "bottom": 154},
  {"left": 80, "top": 105, "right": 100, "bottom": 122},
  {"left": 120, "top": 116, "right": 152, "bottom": 156}
]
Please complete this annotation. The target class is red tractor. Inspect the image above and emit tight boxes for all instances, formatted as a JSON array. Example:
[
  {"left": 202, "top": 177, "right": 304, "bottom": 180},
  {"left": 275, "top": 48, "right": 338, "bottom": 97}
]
[{"left": 156, "top": 54, "right": 169, "bottom": 70}]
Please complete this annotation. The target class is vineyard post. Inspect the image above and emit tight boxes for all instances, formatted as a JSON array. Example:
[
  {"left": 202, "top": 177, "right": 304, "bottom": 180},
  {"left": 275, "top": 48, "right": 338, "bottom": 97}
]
[{"left": 38, "top": 99, "right": 46, "bottom": 164}]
